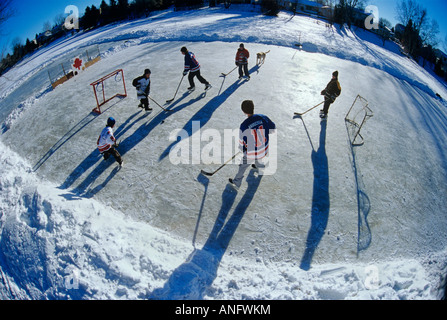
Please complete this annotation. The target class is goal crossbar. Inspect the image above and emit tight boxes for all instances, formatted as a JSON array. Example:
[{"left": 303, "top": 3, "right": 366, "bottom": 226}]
[
  {"left": 91, "top": 69, "right": 127, "bottom": 114},
  {"left": 345, "top": 95, "right": 374, "bottom": 146}
]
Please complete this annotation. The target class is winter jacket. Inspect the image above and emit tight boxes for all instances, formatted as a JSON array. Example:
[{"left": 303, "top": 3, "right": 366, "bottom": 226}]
[
  {"left": 235, "top": 48, "right": 250, "bottom": 65},
  {"left": 183, "top": 51, "right": 200, "bottom": 73},
  {"left": 239, "top": 114, "right": 276, "bottom": 160},
  {"left": 321, "top": 79, "right": 341, "bottom": 102},
  {"left": 132, "top": 75, "right": 151, "bottom": 100},
  {"left": 97, "top": 126, "right": 116, "bottom": 153}
]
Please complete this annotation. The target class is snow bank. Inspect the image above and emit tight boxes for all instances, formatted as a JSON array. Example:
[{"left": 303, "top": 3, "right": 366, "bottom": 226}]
[
  {"left": 1, "top": 6, "right": 447, "bottom": 300},
  {"left": 0, "top": 139, "right": 193, "bottom": 299},
  {"left": 1, "top": 139, "right": 445, "bottom": 299}
]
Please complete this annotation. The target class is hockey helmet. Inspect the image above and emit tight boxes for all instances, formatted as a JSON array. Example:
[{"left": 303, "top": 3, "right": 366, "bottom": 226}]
[{"left": 107, "top": 117, "right": 116, "bottom": 127}]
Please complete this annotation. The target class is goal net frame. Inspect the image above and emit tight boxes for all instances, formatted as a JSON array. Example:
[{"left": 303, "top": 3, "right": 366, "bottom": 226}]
[
  {"left": 90, "top": 69, "right": 127, "bottom": 114},
  {"left": 345, "top": 95, "right": 373, "bottom": 146}
]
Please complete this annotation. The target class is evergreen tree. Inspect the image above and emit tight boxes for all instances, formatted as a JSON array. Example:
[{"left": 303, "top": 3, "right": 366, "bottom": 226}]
[
  {"left": 402, "top": 19, "right": 421, "bottom": 58},
  {"left": 100, "top": 0, "right": 110, "bottom": 24},
  {"left": 116, "top": 0, "right": 130, "bottom": 20},
  {"left": 261, "top": 0, "right": 280, "bottom": 16}
]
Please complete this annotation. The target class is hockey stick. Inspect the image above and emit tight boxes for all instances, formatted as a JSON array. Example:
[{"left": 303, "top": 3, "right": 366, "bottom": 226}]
[
  {"left": 220, "top": 66, "right": 237, "bottom": 77},
  {"left": 200, "top": 152, "right": 241, "bottom": 177},
  {"left": 294, "top": 101, "right": 324, "bottom": 116},
  {"left": 166, "top": 75, "right": 185, "bottom": 104},
  {"left": 148, "top": 96, "right": 172, "bottom": 112}
]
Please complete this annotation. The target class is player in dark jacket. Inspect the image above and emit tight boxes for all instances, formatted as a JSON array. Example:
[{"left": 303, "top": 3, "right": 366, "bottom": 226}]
[
  {"left": 181, "top": 46, "right": 211, "bottom": 92},
  {"left": 320, "top": 71, "right": 341, "bottom": 118},
  {"left": 132, "top": 69, "right": 151, "bottom": 111},
  {"left": 229, "top": 100, "right": 276, "bottom": 188},
  {"left": 235, "top": 43, "right": 250, "bottom": 79}
]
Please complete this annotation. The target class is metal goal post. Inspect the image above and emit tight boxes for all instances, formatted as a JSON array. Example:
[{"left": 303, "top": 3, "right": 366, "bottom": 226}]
[{"left": 90, "top": 69, "right": 127, "bottom": 114}]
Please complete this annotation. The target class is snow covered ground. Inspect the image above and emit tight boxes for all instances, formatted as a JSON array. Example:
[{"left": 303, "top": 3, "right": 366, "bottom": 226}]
[{"left": 1, "top": 6, "right": 447, "bottom": 300}]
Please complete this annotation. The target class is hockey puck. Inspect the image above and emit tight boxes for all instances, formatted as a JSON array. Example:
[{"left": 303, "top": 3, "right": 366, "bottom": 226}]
[{"left": 161, "top": 120, "right": 165, "bottom": 124}]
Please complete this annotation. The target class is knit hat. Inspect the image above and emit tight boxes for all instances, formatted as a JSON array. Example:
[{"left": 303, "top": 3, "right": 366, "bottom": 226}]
[
  {"left": 333, "top": 71, "right": 339, "bottom": 79},
  {"left": 144, "top": 69, "right": 151, "bottom": 75},
  {"left": 241, "top": 100, "right": 254, "bottom": 115},
  {"left": 180, "top": 47, "right": 188, "bottom": 53}
]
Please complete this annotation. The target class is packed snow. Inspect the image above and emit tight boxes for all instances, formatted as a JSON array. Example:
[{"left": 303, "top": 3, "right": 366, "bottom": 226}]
[{"left": 1, "top": 5, "right": 447, "bottom": 300}]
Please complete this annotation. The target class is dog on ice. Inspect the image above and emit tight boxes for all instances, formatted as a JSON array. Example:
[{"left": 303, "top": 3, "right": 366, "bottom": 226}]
[{"left": 256, "top": 50, "right": 270, "bottom": 65}]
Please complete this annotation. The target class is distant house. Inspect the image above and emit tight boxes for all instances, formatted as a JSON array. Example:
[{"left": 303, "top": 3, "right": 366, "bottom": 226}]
[
  {"left": 394, "top": 23, "right": 406, "bottom": 39},
  {"left": 434, "top": 49, "right": 447, "bottom": 74},
  {"left": 320, "top": 5, "right": 335, "bottom": 20},
  {"left": 351, "top": 7, "right": 369, "bottom": 27},
  {"left": 36, "top": 30, "right": 52, "bottom": 45},
  {"left": 279, "top": 0, "right": 324, "bottom": 16}
]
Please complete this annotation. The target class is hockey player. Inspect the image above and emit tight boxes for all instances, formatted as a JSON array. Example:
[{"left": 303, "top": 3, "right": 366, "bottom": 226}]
[
  {"left": 132, "top": 69, "right": 152, "bottom": 111},
  {"left": 97, "top": 117, "right": 123, "bottom": 166},
  {"left": 235, "top": 43, "right": 250, "bottom": 80},
  {"left": 320, "top": 71, "right": 341, "bottom": 119},
  {"left": 229, "top": 100, "right": 276, "bottom": 188},
  {"left": 180, "top": 46, "right": 211, "bottom": 92}
]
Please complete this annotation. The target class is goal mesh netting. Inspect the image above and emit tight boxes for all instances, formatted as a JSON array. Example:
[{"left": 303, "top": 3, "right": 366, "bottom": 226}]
[
  {"left": 91, "top": 69, "right": 127, "bottom": 114},
  {"left": 345, "top": 95, "right": 373, "bottom": 146}
]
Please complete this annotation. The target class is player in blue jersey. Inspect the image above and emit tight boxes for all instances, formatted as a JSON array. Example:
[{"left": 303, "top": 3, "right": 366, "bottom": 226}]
[
  {"left": 229, "top": 100, "right": 276, "bottom": 188},
  {"left": 181, "top": 46, "right": 211, "bottom": 92}
]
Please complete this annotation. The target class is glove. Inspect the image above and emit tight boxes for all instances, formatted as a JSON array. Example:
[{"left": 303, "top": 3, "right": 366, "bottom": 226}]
[
  {"left": 321, "top": 90, "right": 326, "bottom": 96},
  {"left": 235, "top": 62, "right": 239, "bottom": 66},
  {"left": 183, "top": 71, "right": 188, "bottom": 76}
]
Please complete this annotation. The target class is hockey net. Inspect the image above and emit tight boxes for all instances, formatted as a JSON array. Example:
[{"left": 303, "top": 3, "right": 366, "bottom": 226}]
[
  {"left": 91, "top": 69, "right": 127, "bottom": 114},
  {"left": 345, "top": 95, "right": 373, "bottom": 146}
]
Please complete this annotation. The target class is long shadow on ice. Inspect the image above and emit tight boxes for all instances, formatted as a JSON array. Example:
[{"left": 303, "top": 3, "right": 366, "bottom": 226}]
[
  {"left": 32, "top": 97, "right": 125, "bottom": 172},
  {"left": 158, "top": 65, "right": 260, "bottom": 162},
  {"left": 193, "top": 173, "right": 209, "bottom": 248},
  {"left": 345, "top": 116, "right": 373, "bottom": 254},
  {"left": 59, "top": 110, "right": 144, "bottom": 191},
  {"left": 60, "top": 92, "right": 198, "bottom": 196},
  {"left": 149, "top": 171, "right": 262, "bottom": 300},
  {"left": 300, "top": 120, "right": 330, "bottom": 271}
]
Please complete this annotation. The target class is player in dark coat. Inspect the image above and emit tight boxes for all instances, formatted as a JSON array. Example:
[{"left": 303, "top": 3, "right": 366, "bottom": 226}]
[
  {"left": 132, "top": 69, "right": 152, "bottom": 111},
  {"left": 235, "top": 43, "right": 250, "bottom": 79},
  {"left": 229, "top": 100, "right": 276, "bottom": 188},
  {"left": 181, "top": 46, "right": 211, "bottom": 92},
  {"left": 320, "top": 71, "right": 341, "bottom": 118}
]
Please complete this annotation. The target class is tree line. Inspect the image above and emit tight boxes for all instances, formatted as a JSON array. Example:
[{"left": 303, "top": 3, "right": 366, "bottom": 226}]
[
  {"left": 0, "top": 0, "right": 174, "bottom": 75},
  {"left": 1, "top": 0, "right": 446, "bottom": 81},
  {"left": 394, "top": 0, "right": 446, "bottom": 80},
  {"left": 0, "top": 0, "right": 279, "bottom": 76}
]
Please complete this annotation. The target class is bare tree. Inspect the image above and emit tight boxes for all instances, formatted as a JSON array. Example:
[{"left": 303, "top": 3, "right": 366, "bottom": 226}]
[
  {"left": 396, "top": 0, "right": 439, "bottom": 46},
  {"left": 395, "top": 0, "right": 419, "bottom": 26},
  {"left": 42, "top": 21, "right": 52, "bottom": 33},
  {"left": 0, "top": 0, "right": 15, "bottom": 33},
  {"left": 336, "top": 0, "right": 366, "bottom": 28},
  {"left": 395, "top": 0, "right": 428, "bottom": 33},
  {"left": 54, "top": 13, "right": 66, "bottom": 27},
  {"left": 11, "top": 36, "right": 22, "bottom": 58},
  {"left": 420, "top": 19, "right": 440, "bottom": 47}
]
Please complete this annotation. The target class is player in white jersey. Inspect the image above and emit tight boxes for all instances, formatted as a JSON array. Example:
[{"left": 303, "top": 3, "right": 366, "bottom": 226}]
[{"left": 97, "top": 117, "right": 123, "bottom": 166}]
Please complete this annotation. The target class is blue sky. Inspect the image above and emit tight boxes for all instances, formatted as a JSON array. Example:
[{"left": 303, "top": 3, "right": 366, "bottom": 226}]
[
  {"left": 1, "top": 0, "right": 446, "bottom": 56},
  {"left": 1, "top": 0, "right": 103, "bottom": 54}
]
